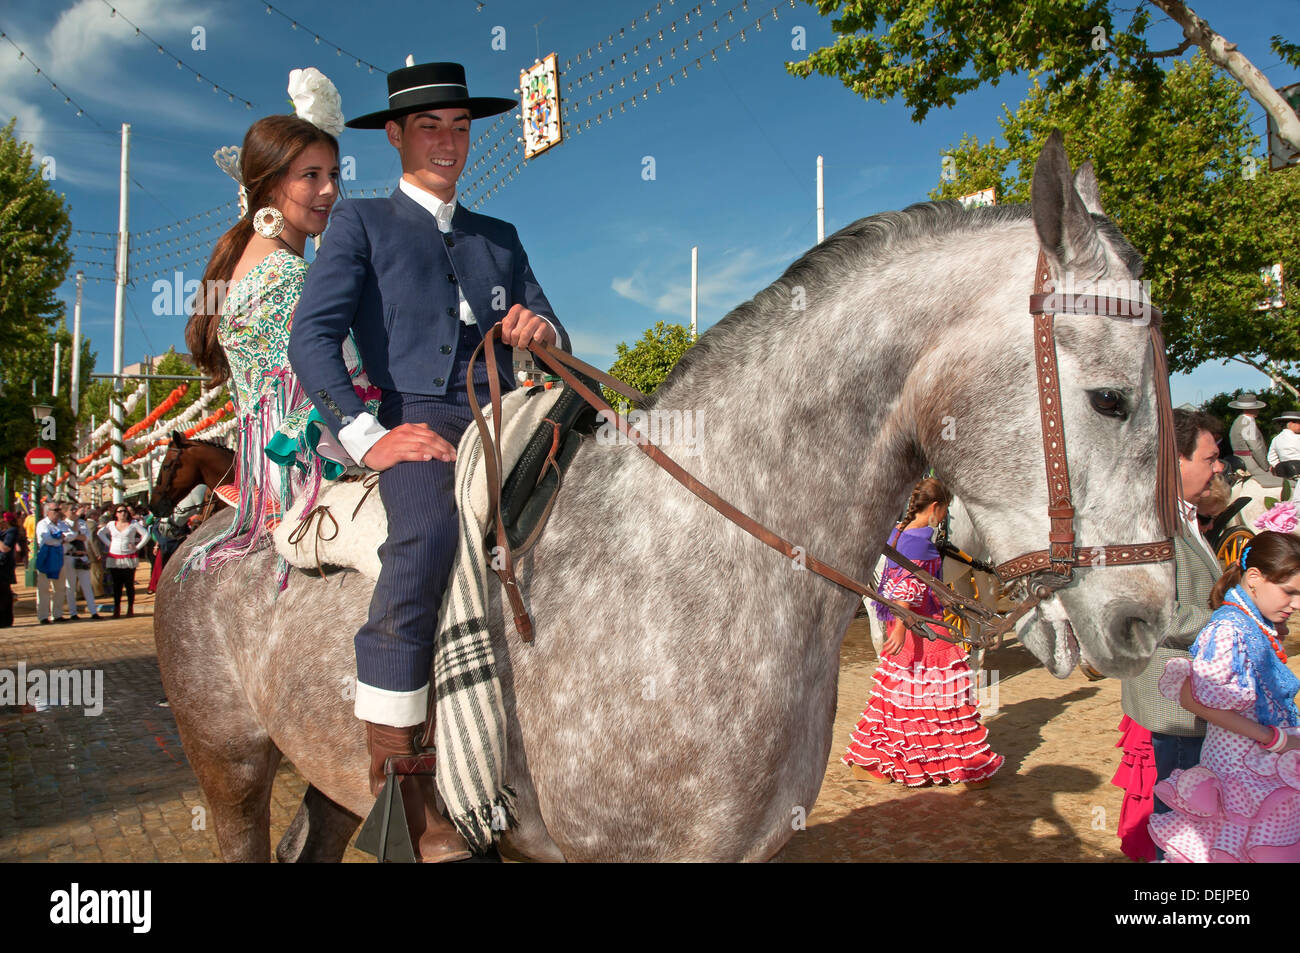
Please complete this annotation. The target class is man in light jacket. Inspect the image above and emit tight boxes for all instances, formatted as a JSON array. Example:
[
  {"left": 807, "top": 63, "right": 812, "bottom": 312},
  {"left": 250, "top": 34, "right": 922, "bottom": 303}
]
[{"left": 1119, "top": 409, "right": 1225, "bottom": 860}]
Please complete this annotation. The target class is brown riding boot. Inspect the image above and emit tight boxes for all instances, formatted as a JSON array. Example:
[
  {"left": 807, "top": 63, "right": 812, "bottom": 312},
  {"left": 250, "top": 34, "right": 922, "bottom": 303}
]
[{"left": 365, "top": 722, "right": 471, "bottom": 863}]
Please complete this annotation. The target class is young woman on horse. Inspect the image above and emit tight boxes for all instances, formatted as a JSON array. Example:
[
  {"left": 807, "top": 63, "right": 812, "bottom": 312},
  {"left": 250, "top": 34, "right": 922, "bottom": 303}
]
[
  {"left": 183, "top": 70, "right": 376, "bottom": 583},
  {"left": 842, "top": 477, "right": 1004, "bottom": 787},
  {"left": 1148, "top": 530, "right": 1300, "bottom": 862}
]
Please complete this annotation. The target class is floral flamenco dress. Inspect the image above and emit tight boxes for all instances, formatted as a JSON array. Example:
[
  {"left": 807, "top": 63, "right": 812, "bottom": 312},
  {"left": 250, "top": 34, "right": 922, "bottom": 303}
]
[
  {"left": 841, "top": 526, "right": 1004, "bottom": 786},
  {"left": 1147, "top": 585, "right": 1300, "bottom": 862},
  {"left": 182, "top": 249, "right": 378, "bottom": 586}
]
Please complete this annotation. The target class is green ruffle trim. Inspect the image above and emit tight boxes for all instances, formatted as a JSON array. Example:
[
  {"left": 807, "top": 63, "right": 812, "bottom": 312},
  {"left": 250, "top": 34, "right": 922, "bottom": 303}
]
[{"left": 265, "top": 407, "right": 347, "bottom": 482}]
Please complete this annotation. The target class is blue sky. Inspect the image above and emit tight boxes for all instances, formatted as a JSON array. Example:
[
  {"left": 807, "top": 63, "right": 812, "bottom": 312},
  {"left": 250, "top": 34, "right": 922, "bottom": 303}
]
[{"left": 1, "top": 0, "right": 1296, "bottom": 405}]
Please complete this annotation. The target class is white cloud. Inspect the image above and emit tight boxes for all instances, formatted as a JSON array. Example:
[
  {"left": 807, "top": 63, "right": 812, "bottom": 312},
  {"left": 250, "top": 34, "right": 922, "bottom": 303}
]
[
  {"left": 0, "top": 0, "right": 214, "bottom": 159},
  {"left": 610, "top": 242, "right": 805, "bottom": 324}
]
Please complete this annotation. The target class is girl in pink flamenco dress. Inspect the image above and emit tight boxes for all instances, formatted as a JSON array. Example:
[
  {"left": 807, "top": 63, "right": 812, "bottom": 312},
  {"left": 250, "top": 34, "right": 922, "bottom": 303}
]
[
  {"left": 1148, "top": 531, "right": 1300, "bottom": 863},
  {"left": 841, "top": 477, "right": 1003, "bottom": 787}
]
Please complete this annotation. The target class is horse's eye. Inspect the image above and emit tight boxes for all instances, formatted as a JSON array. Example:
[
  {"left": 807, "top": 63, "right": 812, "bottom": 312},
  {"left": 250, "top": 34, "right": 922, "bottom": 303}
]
[{"left": 1089, "top": 389, "right": 1128, "bottom": 420}]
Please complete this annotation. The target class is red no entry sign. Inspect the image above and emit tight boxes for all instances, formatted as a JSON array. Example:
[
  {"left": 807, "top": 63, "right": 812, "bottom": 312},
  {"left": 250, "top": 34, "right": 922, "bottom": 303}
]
[{"left": 24, "top": 447, "right": 57, "bottom": 476}]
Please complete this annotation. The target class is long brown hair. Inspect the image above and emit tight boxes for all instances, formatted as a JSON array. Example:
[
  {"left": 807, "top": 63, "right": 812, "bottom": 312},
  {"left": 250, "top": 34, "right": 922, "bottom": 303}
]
[
  {"left": 1210, "top": 530, "right": 1300, "bottom": 609},
  {"left": 899, "top": 476, "right": 952, "bottom": 528},
  {"left": 186, "top": 115, "right": 338, "bottom": 384}
]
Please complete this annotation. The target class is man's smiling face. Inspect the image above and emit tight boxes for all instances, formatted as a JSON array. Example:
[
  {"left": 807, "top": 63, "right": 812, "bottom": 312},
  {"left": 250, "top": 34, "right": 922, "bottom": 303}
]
[{"left": 387, "top": 108, "right": 471, "bottom": 202}]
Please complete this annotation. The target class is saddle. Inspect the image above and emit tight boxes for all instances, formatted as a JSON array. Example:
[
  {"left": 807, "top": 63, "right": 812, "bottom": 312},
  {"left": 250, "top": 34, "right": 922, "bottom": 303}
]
[
  {"left": 492, "top": 375, "right": 603, "bottom": 554},
  {"left": 272, "top": 380, "right": 596, "bottom": 578}
]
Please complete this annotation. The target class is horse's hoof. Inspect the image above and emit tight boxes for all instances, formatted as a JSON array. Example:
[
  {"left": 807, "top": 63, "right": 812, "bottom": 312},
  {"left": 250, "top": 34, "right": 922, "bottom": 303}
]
[{"left": 963, "top": 779, "right": 992, "bottom": 789}]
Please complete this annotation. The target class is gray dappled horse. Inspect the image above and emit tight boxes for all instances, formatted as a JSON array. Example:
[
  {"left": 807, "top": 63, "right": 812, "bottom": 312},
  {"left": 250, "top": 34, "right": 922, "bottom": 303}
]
[{"left": 155, "top": 134, "right": 1175, "bottom": 862}]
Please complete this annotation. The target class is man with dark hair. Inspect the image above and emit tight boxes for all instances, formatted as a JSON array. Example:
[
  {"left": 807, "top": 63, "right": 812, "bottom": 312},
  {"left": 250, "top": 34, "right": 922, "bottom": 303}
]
[{"left": 1115, "top": 407, "right": 1225, "bottom": 860}]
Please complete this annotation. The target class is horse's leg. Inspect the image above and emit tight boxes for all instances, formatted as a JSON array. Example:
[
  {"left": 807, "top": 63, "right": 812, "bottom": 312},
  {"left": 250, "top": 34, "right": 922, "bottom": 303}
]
[
  {"left": 172, "top": 703, "right": 282, "bottom": 862},
  {"left": 156, "top": 557, "right": 283, "bottom": 863},
  {"left": 275, "top": 784, "right": 361, "bottom": 863}
]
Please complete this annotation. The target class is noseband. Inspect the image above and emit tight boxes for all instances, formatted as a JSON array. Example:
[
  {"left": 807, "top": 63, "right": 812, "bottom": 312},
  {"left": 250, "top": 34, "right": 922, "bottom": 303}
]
[{"left": 476, "top": 248, "right": 1178, "bottom": 650}]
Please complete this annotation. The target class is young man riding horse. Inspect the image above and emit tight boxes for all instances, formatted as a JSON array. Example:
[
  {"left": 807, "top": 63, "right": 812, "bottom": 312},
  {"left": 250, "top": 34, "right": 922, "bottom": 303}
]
[{"left": 288, "top": 60, "right": 570, "bottom": 862}]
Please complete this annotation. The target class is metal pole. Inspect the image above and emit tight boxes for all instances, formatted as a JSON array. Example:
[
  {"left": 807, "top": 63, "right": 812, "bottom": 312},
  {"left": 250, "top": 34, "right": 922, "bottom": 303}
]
[
  {"left": 52, "top": 341, "right": 61, "bottom": 397},
  {"left": 71, "top": 271, "right": 84, "bottom": 414},
  {"left": 690, "top": 246, "right": 698, "bottom": 341},
  {"left": 143, "top": 355, "right": 153, "bottom": 496},
  {"left": 816, "top": 155, "right": 825, "bottom": 244},
  {"left": 112, "top": 123, "right": 130, "bottom": 505}
]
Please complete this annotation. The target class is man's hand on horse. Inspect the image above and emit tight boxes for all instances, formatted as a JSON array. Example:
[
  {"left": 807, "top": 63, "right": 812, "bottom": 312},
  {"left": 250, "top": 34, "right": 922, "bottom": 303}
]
[
  {"left": 361, "top": 422, "right": 456, "bottom": 471},
  {"left": 499, "top": 304, "right": 557, "bottom": 349}
]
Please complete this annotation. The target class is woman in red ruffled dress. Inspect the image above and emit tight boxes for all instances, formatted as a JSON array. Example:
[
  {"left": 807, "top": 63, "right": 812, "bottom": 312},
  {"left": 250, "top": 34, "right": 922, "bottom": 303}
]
[{"left": 842, "top": 477, "right": 1003, "bottom": 787}]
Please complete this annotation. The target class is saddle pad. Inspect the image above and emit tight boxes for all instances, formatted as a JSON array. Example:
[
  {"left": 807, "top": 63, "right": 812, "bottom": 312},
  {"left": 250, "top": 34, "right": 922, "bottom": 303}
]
[
  {"left": 272, "top": 385, "right": 565, "bottom": 579},
  {"left": 214, "top": 483, "right": 283, "bottom": 530}
]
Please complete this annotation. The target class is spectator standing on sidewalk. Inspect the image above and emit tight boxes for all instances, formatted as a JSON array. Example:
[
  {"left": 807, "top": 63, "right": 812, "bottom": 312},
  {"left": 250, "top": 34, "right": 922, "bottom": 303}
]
[
  {"left": 0, "top": 512, "right": 19, "bottom": 628},
  {"left": 97, "top": 505, "right": 148, "bottom": 617},
  {"left": 33, "top": 501, "right": 70, "bottom": 624}
]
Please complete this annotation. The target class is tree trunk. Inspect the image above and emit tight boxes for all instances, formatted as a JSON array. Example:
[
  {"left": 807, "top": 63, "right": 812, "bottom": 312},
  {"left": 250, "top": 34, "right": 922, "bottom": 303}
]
[{"left": 1150, "top": 0, "right": 1300, "bottom": 154}]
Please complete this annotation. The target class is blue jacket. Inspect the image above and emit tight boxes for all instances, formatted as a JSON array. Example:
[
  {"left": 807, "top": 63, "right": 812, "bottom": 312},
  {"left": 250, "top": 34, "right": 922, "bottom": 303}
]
[{"left": 288, "top": 189, "right": 568, "bottom": 435}]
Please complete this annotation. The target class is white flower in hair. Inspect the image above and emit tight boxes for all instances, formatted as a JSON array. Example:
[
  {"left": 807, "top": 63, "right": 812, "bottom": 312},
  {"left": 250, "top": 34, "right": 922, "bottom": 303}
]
[
  {"left": 288, "top": 67, "right": 344, "bottom": 137},
  {"left": 213, "top": 145, "right": 249, "bottom": 219}
]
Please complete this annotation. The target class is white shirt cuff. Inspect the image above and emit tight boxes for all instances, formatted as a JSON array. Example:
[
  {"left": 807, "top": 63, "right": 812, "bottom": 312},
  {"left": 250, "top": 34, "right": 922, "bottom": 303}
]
[
  {"left": 354, "top": 680, "right": 429, "bottom": 727},
  {"left": 540, "top": 315, "right": 561, "bottom": 347},
  {"left": 337, "top": 411, "right": 388, "bottom": 468}
]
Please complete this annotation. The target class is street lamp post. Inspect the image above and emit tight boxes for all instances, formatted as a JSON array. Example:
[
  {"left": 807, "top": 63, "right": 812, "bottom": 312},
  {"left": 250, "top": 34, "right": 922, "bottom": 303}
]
[{"left": 32, "top": 402, "right": 54, "bottom": 500}]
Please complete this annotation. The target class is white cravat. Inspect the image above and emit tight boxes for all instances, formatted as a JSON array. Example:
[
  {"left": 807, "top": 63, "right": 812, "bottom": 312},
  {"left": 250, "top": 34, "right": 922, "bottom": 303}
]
[{"left": 397, "top": 179, "right": 477, "bottom": 325}]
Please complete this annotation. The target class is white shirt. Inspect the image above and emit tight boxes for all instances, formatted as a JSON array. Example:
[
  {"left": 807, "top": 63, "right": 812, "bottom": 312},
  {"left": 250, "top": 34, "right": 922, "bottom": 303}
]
[
  {"left": 97, "top": 520, "right": 148, "bottom": 565},
  {"left": 334, "top": 179, "right": 559, "bottom": 467},
  {"left": 35, "top": 517, "right": 67, "bottom": 548},
  {"left": 1179, "top": 498, "right": 1218, "bottom": 567},
  {"left": 1268, "top": 427, "right": 1300, "bottom": 467}
]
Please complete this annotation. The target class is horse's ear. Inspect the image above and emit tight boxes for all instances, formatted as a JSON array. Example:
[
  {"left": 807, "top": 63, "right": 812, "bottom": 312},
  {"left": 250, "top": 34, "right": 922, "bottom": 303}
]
[
  {"left": 1073, "top": 161, "right": 1105, "bottom": 216},
  {"left": 171, "top": 431, "right": 187, "bottom": 447},
  {"left": 1031, "top": 129, "right": 1104, "bottom": 273}
]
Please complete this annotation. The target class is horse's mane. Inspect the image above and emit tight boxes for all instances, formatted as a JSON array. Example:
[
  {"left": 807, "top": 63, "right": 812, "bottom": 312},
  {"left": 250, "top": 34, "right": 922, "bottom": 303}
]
[
  {"left": 181, "top": 436, "right": 234, "bottom": 452},
  {"left": 650, "top": 199, "right": 1141, "bottom": 405}
]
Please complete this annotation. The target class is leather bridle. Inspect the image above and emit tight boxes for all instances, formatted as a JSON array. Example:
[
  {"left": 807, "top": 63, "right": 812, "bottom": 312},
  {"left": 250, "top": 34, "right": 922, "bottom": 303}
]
[{"left": 470, "top": 248, "right": 1179, "bottom": 651}]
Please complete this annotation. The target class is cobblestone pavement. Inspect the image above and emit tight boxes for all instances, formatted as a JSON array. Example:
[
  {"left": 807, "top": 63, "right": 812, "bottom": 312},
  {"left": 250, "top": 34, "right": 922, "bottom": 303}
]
[{"left": 3, "top": 566, "right": 1295, "bottom": 862}]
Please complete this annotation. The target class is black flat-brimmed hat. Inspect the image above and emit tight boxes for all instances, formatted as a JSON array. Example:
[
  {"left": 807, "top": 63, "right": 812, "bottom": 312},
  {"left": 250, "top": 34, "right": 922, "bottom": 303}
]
[
  {"left": 346, "top": 61, "right": 517, "bottom": 129},
  {"left": 1274, "top": 410, "right": 1300, "bottom": 424}
]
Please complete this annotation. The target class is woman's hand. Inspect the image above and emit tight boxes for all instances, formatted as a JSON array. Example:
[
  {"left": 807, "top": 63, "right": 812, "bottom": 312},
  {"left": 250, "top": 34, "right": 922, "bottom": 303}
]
[{"left": 883, "top": 621, "right": 906, "bottom": 657}]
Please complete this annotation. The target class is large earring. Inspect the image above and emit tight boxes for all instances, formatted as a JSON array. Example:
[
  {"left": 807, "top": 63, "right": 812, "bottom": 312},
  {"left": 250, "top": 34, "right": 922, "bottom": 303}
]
[{"left": 253, "top": 206, "right": 284, "bottom": 239}]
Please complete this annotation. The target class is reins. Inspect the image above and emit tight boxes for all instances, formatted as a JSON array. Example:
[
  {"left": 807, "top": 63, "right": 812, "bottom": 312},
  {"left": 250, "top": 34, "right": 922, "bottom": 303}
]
[
  {"left": 468, "top": 329, "right": 998, "bottom": 649},
  {"left": 468, "top": 248, "right": 1178, "bottom": 652}
]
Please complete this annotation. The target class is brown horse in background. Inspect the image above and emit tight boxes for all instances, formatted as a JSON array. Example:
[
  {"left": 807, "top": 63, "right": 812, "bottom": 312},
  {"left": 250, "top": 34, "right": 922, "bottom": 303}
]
[{"left": 148, "top": 432, "right": 235, "bottom": 519}]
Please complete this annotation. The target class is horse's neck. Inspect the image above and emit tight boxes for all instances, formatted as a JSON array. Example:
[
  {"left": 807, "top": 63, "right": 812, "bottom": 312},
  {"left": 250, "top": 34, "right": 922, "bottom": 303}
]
[
  {"left": 202, "top": 450, "right": 235, "bottom": 488},
  {"left": 620, "top": 229, "right": 1033, "bottom": 585}
]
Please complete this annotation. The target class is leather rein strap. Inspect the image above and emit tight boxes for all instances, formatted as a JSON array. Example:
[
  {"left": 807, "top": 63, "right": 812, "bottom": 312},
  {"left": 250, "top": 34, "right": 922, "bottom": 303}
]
[
  {"left": 466, "top": 330, "right": 994, "bottom": 648},
  {"left": 468, "top": 249, "right": 1177, "bottom": 650}
]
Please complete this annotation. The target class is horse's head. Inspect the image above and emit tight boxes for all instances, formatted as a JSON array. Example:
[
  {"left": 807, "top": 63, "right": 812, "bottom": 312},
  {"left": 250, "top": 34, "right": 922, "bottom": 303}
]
[
  {"left": 926, "top": 131, "right": 1176, "bottom": 678},
  {"left": 150, "top": 431, "right": 199, "bottom": 519}
]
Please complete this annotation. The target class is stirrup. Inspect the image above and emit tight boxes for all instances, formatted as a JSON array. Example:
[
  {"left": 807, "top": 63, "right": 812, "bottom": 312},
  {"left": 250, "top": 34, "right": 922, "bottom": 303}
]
[{"left": 354, "top": 752, "right": 438, "bottom": 863}]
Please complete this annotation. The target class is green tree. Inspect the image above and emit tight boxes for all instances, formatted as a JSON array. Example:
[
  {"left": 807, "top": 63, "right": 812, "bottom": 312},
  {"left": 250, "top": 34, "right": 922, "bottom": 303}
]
[
  {"left": 787, "top": 0, "right": 1300, "bottom": 151},
  {"left": 929, "top": 55, "right": 1299, "bottom": 374},
  {"left": 0, "top": 117, "right": 74, "bottom": 478},
  {"left": 604, "top": 321, "right": 696, "bottom": 413}
]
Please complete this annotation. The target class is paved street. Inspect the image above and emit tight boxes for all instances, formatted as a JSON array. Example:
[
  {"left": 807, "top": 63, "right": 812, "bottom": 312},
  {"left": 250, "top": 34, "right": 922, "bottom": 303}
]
[{"left": 4, "top": 563, "right": 1296, "bottom": 862}]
